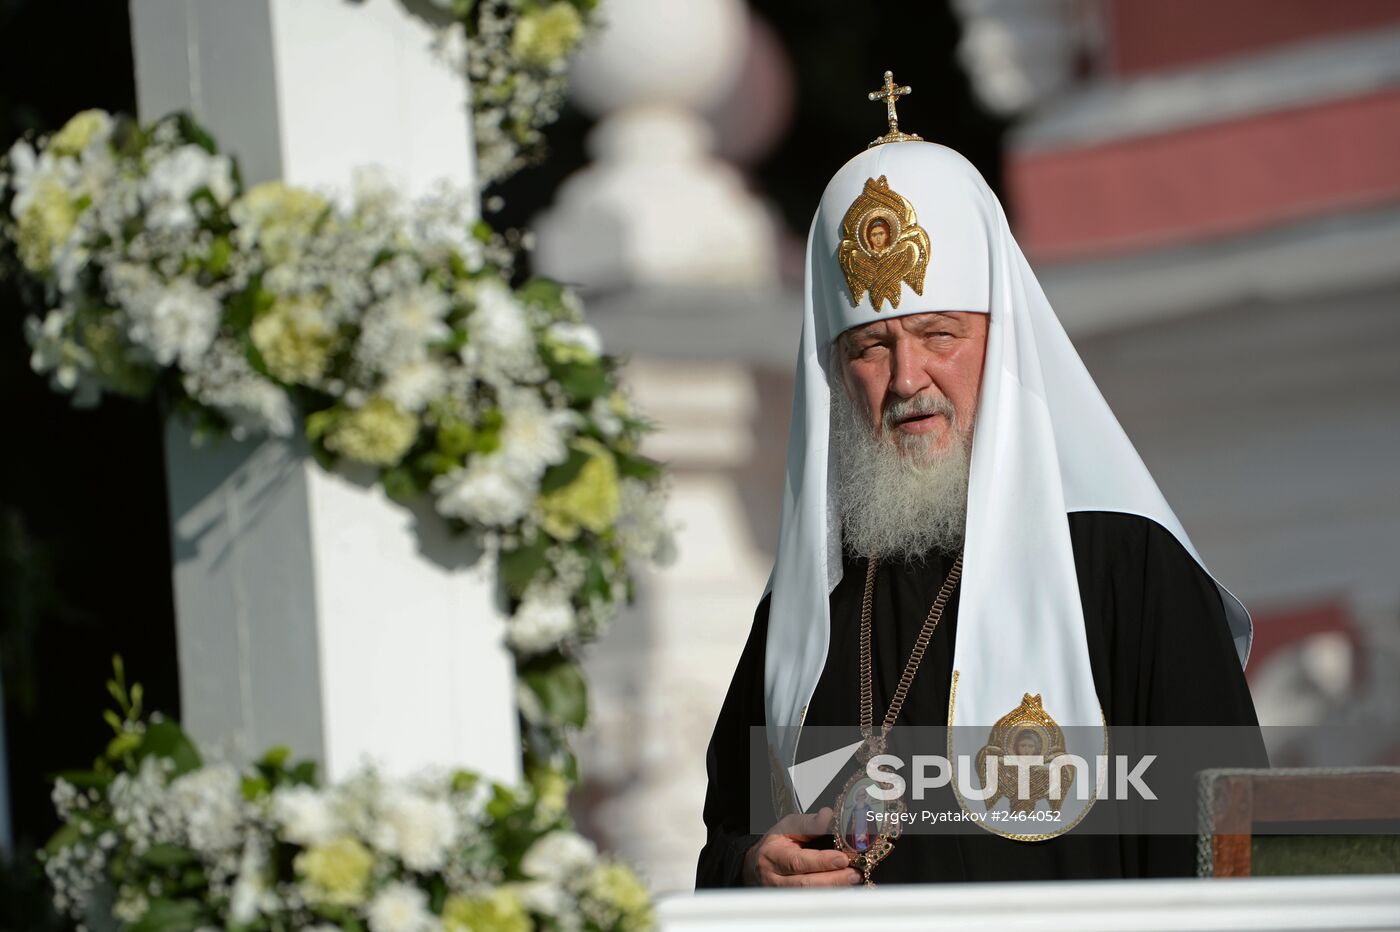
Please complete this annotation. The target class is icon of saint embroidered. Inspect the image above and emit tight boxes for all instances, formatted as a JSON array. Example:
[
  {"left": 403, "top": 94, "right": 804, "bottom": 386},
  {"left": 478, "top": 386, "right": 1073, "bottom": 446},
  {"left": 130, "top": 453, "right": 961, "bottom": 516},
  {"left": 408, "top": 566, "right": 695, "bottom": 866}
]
[{"left": 837, "top": 175, "right": 930, "bottom": 311}]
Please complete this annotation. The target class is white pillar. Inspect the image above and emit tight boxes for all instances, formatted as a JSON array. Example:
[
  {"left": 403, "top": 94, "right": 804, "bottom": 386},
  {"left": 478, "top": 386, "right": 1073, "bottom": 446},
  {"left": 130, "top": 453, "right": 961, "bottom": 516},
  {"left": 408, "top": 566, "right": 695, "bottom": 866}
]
[{"left": 131, "top": 0, "right": 518, "bottom": 784}]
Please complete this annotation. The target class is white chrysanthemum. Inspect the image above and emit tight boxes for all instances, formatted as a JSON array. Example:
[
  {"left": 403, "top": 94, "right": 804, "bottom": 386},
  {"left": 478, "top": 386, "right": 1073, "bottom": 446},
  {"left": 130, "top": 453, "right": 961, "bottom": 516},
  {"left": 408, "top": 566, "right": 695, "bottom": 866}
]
[
  {"left": 113, "top": 271, "right": 222, "bottom": 369},
  {"left": 355, "top": 284, "right": 451, "bottom": 376},
  {"left": 182, "top": 338, "right": 296, "bottom": 439},
  {"left": 514, "top": 879, "right": 570, "bottom": 917},
  {"left": 365, "top": 881, "right": 436, "bottom": 932},
  {"left": 140, "top": 144, "right": 234, "bottom": 231},
  {"left": 169, "top": 763, "right": 243, "bottom": 855},
  {"left": 521, "top": 830, "right": 598, "bottom": 883},
  {"left": 380, "top": 360, "right": 449, "bottom": 414},
  {"left": 272, "top": 784, "right": 341, "bottom": 847},
  {"left": 463, "top": 280, "right": 541, "bottom": 385},
  {"left": 498, "top": 389, "right": 575, "bottom": 481},
  {"left": 371, "top": 787, "right": 458, "bottom": 873},
  {"left": 432, "top": 453, "right": 534, "bottom": 527},
  {"left": 547, "top": 320, "right": 602, "bottom": 358},
  {"left": 507, "top": 586, "right": 576, "bottom": 655}
]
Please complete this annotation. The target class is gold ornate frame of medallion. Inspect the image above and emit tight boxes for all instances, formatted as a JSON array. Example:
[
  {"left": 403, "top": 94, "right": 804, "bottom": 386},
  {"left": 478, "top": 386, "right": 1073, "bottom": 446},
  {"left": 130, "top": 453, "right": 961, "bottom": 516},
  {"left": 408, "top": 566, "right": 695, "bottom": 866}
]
[{"left": 832, "top": 767, "right": 905, "bottom": 885}]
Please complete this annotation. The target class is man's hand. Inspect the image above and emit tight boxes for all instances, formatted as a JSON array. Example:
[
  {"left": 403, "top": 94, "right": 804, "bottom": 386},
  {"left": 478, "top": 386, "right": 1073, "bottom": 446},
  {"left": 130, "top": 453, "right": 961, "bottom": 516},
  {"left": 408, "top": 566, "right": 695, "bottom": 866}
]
[{"left": 742, "top": 807, "right": 861, "bottom": 887}]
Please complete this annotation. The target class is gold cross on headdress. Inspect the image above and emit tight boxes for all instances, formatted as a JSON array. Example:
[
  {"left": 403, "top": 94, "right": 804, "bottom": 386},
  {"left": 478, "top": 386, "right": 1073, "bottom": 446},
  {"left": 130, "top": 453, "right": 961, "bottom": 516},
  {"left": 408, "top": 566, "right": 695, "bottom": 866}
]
[{"left": 866, "top": 70, "right": 923, "bottom": 148}]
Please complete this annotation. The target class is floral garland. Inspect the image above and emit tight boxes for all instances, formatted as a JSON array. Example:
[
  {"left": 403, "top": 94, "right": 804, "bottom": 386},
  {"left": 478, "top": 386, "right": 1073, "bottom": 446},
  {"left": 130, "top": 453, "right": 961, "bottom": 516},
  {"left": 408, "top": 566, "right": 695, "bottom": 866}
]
[
  {"left": 427, "top": 0, "right": 598, "bottom": 189},
  {"left": 42, "top": 660, "right": 652, "bottom": 931},
  {"left": 0, "top": 109, "right": 671, "bottom": 769}
]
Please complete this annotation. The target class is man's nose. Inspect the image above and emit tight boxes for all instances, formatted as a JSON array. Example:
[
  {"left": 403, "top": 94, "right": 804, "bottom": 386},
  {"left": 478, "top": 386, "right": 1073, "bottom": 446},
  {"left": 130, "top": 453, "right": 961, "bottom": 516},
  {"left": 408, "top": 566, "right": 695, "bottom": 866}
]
[{"left": 888, "top": 339, "right": 933, "bottom": 398}]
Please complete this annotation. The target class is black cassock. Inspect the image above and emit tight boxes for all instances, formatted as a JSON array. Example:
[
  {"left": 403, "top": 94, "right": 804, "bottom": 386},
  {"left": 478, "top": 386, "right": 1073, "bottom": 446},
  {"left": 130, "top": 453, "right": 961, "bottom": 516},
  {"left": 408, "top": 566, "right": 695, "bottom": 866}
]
[{"left": 696, "top": 511, "right": 1265, "bottom": 887}]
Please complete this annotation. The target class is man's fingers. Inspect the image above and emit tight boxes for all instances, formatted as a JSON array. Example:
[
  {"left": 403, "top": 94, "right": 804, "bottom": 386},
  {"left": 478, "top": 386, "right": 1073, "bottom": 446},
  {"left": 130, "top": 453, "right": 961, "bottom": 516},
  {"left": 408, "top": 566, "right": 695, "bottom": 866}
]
[
  {"left": 772, "top": 806, "right": 835, "bottom": 841},
  {"left": 773, "top": 846, "right": 852, "bottom": 877},
  {"left": 766, "top": 867, "right": 862, "bottom": 888}
]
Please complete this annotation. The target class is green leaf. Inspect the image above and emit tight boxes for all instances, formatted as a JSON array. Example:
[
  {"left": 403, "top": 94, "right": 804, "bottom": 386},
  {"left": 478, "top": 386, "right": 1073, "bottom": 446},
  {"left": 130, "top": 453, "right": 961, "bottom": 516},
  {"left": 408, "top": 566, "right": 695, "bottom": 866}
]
[
  {"left": 616, "top": 451, "right": 663, "bottom": 482},
  {"left": 206, "top": 236, "right": 233, "bottom": 276},
  {"left": 415, "top": 450, "right": 460, "bottom": 478},
  {"left": 436, "top": 420, "right": 476, "bottom": 459},
  {"left": 176, "top": 112, "right": 219, "bottom": 154},
  {"left": 517, "top": 277, "right": 565, "bottom": 312},
  {"left": 382, "top": 465, "right": 421, "bottom": 503},
  {"left": 550, "top": 360, "right": 610, "bottom": 403},
  {"left": 103, "top": 709, "right": 124, "bottom": 733},
  {"left": 289, "top": 760, "right": 318, "bottom": 785},
  {"left": 137, "top": 719, "right": 202, "bottom": 776},
  {"left": 521, "top": 660, "right": 588, "bottom": 729},
  {"left": 305, "top": 408, "right": 339, "bottom": 442},
  {"left": 142, "top": 843, "right": 195, "bottom": 868},
  {"left": 130, "top": 897, "right": 207, "bottom": 932},
  {"left": 241, "top": 774, "right": 270, "bottom": 800},
  {"left": 500, "top": 538, "right": 550, "bottom": 598},
  {"left": 106, "top": 731, "right": 142, "bottom": 760},
  {"left": 259, "top": 745, "right": 291, "bottom": 769},
  {"left": 44, "top": 822, "right": 81, "bottom": 856},
  {"left": 54, "top": 769, "right": 110, "bottom": 790},
  {"left": 538, "top": 446, "right": 590, "bottom": 493}
]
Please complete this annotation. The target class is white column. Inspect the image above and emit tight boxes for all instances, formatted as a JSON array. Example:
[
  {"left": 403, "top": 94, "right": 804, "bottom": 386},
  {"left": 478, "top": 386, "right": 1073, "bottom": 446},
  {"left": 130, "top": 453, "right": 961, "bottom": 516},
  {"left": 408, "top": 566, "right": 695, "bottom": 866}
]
[{"left": 131, "top": 0, "right": 519, "bottom": 784}]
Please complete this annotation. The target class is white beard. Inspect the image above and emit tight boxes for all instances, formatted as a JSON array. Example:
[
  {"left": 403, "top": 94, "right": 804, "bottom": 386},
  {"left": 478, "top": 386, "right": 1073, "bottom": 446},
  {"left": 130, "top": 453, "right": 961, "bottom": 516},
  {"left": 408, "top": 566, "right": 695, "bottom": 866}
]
[{"left": 830, "top": 375, "right": 971, "bottom": 563}]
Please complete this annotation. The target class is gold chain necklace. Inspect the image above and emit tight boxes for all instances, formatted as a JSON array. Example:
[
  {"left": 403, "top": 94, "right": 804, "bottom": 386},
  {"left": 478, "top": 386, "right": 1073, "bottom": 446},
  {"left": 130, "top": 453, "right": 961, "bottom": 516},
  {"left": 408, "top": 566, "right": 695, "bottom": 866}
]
[{"left": 833, "top": 553, "right": 963, "bottom": 885}]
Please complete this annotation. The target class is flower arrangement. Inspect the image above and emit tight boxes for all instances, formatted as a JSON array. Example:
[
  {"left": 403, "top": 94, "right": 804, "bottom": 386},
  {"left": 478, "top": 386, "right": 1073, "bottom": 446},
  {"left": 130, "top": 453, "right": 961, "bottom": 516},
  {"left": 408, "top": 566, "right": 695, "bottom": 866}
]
[
  {"left": 0, "top": 109, "right": 671, "bottom": 766},
  {"left": 427, "top": 0, "right": 598, "bottom": 189},
  {"left": 43, "top": 660, "right": 653, "bottom": 931}
]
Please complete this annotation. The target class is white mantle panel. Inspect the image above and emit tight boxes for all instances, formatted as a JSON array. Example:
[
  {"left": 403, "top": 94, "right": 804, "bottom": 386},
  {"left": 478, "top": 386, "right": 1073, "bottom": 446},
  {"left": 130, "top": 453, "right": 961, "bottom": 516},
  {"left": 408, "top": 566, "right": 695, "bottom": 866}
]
[
  {"left": 660, "top": 876, "right": 1400, "bottom": 931},
  {"left": 164, "top": 425, "right": 520, "bottom": 784}
]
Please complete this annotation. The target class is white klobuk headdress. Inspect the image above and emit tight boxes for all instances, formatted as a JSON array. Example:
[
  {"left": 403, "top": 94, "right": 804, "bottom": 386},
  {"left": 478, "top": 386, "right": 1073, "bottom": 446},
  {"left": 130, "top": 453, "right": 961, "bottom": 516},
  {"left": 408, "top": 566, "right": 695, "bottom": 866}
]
[{"left": 764, "top": 139, "right": 1252, "bottom": 839}]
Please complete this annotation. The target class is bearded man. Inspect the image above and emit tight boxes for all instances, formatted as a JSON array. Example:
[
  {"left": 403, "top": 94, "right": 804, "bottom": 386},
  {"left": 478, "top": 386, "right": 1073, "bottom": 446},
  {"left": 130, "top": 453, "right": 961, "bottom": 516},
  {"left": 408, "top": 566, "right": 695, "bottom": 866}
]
[{"left": 696, "top": 93, "right": 1262, "bottom": 888}]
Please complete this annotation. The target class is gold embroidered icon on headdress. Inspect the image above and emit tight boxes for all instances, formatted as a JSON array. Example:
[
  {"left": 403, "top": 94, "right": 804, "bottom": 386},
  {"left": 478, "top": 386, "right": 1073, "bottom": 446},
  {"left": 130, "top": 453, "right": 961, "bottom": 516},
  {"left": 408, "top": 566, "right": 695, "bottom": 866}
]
[
  {"left": 974, "top": 693, "right": 1076, "bottom": 814},
  {"left": 837, "top": 176, "right": 931, "bottom": 311}
]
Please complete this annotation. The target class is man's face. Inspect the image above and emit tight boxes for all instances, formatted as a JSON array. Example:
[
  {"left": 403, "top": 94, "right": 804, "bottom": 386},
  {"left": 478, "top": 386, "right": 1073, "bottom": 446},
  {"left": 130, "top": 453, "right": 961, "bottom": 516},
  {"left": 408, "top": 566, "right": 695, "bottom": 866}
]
[
  {"left": 868, "top": 223, "right": 890, "bottom": 250},
  {"left": 838, "top": 311, "right": 988, "bottom": 459}
]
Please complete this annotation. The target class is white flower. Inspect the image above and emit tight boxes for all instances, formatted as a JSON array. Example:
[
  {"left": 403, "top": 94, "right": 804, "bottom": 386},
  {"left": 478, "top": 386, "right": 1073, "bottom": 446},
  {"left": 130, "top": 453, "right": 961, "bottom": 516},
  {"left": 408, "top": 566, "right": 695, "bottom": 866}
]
[
  {"left": 514, "top": 879, "right": 571, "bottom": 917},
  {"left": 366, "top": 881, "right": 437, "bottom": 932},
  {"left": 521, "top": 830, "right": 597, "bottom": 882},
  {"left": 113, "top": 271, "right": 222, "bottom": 369},
  {"left": 432, "top": 453, "right": 534, "bottom": 527},
  {"left": 182, "top": 337, "right": 296, "bottom": 439},
  {"left": 25, "top": 306, "right": 100, "bottom": 404},
  {"left": 372, "top": 787, "right": 458, "bottom": 873},
  {"left": 463, "top": 280, "right": 541, "bottom": 385},
  {"left": 228, "top": 837, "right": 274, "bottom": 925},
  {"left": 141, "top": 144, "right": 234, "bottom": 231},
  {"left": 380, "top": 360, "right": 449, "bottom": 414},
  {"left": 498, "top": 389, "right": 575, "bottom": 481},
  {"left": 548, "top": 320, "right": 602, "bottom": 358},
  {"left": 112, "top": 886, "right": 149, "bottom": 924},
  {"left": 508, "top": 587, "right": 576, "bottom": 655},
  {"left": 589, "top": 395, "right": 623, "bottom": 439},
  {"left": 272, "top": 785, "right": 341, "bottom": 847},
  {"left": 355, "top": 284, "right": 452, "bottom": 376},
  {"left": 168, "top": 763, "right": 242, "bottom": 855},
  {"left": 109, "top": 757, "right": 181, "bottom": 855}
]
